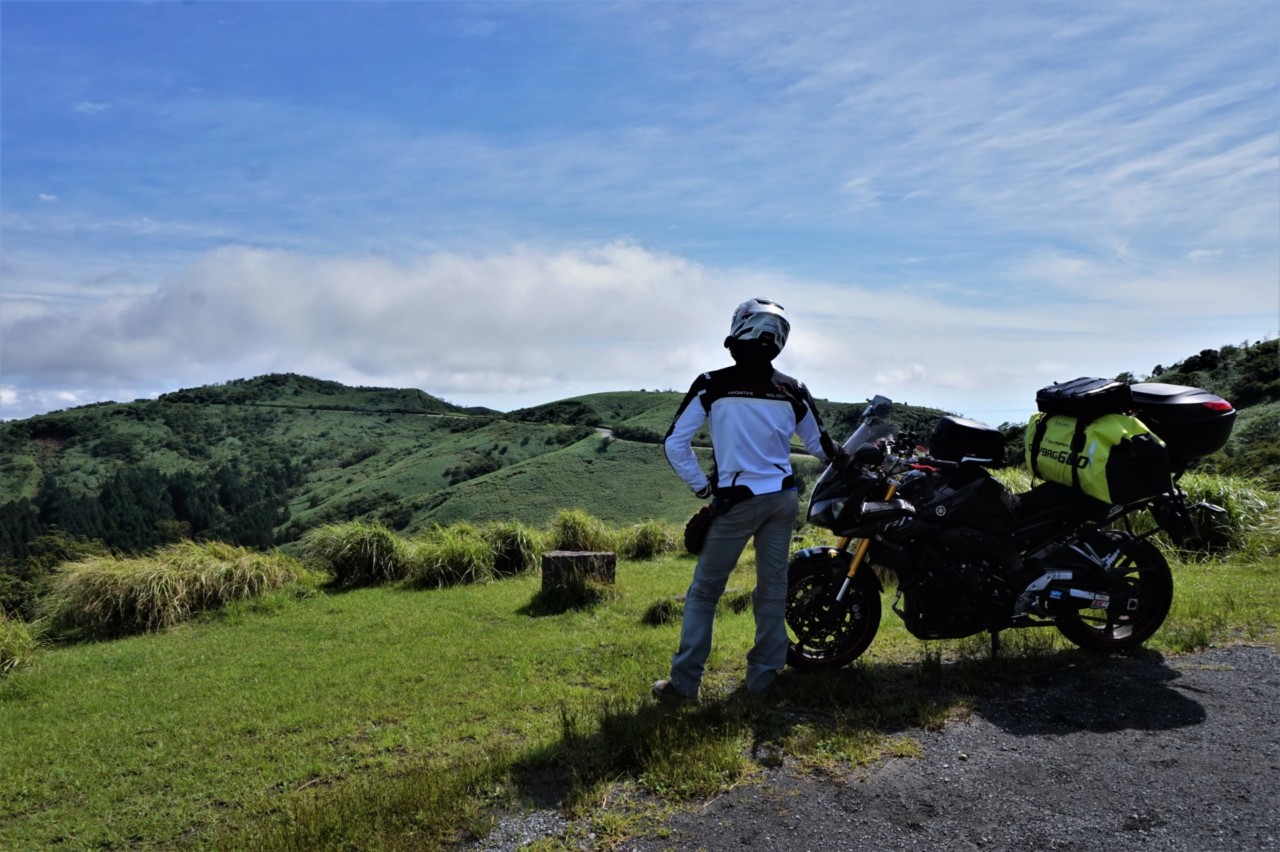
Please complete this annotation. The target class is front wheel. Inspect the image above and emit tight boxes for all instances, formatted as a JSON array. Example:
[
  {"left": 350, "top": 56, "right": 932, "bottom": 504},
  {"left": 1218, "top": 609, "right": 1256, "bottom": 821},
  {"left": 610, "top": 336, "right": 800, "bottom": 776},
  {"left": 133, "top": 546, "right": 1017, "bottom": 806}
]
[
  {"left": 785, "top": 549, "right": 881, "bottom": 670},
  {"left": 1055, "top": 532, "right": 1174, "bottom": 652}
]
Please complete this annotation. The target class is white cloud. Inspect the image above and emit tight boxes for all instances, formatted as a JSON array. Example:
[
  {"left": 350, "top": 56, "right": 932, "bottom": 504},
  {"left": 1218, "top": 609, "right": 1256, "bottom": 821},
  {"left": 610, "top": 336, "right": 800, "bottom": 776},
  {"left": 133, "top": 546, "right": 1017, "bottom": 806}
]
[
  {"left": 2, "top": 241, "right": 1271, "bottom": 424},
  {"left": 73, "top": 101, "right": 109, "bottom": 115},
  {"left": 38, "top": 193, "right": 58, "bottom": 203}
]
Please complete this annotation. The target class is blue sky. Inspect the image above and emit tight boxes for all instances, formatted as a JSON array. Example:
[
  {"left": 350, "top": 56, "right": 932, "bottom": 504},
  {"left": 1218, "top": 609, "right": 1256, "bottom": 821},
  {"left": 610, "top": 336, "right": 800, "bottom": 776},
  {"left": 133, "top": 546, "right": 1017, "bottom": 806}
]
[{"left": 2, "top": 1, "right": 1277, "bottom": 426}]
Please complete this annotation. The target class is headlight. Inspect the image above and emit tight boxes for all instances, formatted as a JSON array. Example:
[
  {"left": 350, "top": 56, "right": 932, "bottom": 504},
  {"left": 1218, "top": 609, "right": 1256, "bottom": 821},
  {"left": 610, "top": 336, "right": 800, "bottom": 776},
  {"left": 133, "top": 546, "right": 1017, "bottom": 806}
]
[{"left": 808, "top": 496, "right": 847, "bottom": 528}]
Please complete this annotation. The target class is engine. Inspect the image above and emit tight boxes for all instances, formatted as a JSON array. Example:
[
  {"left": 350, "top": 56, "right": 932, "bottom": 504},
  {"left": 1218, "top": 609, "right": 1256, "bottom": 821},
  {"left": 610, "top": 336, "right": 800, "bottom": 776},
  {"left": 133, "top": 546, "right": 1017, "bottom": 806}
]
[{"left": 893, "top": 545, "right": 1011, "bottom": 640}]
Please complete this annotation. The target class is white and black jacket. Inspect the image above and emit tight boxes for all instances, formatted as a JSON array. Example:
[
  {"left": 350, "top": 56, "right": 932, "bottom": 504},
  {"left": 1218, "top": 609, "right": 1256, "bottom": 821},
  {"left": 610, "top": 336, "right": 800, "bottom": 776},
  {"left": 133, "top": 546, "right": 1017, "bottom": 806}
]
[{"left": 663, "top": 364, "right": 840, "bottom": 497}]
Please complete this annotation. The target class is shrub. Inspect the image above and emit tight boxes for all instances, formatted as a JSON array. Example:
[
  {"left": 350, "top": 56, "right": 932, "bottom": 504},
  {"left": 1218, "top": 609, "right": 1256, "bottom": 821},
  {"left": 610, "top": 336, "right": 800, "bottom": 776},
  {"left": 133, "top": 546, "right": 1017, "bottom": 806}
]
[
  {"left": 1176, "top": 472, "right": 1279, "bottom": 558},
  {"left": 619, "top": 519, "right": 680, "bottom": 560},
  {"left": 300, "top": 521, "right": 409, "bottom": 587},
  {"left": 482, "top": 521, "right": 544, "bottom": 577},
  {"left": 550, "top": 509, "right": 617, "bottom": 553},
  {"left": 39, "top": 541, "right": 309, "bottom": 640},
  {"left": 1, "top": 610, "right": 37, "bottom": 676},
  {"left": 405, "top": 524, "right": 494, "bottom": 588}
]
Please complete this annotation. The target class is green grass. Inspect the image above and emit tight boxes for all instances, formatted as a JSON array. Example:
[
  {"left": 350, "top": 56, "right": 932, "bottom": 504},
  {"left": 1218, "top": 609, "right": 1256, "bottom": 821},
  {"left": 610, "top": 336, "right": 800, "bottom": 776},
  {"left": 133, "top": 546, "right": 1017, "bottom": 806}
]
[
  {"left": 2, "top": 538, "right": 1276, "bottom": 849},
  {"left": 0, "top": 610, "right": 36, "bottom": 676},
  {"left": 0, "top": 561, "right": 687, "bottom": 848}
]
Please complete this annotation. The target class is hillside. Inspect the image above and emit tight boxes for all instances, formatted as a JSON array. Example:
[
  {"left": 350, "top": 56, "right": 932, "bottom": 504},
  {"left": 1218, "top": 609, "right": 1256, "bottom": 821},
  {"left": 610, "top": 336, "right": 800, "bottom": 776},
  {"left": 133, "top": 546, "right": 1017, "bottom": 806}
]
[
  {"left": 159, "top": 372, "right": 499, "bottom": 416},
  {"left": 1, "top": 337, "right": 1274, "bottom": 564},
  {"left": 0, "top": 372, "right": 941, "bottom": 563},
  {"left": 1138, "top": 339, "right": 1280, "bottom": 485}
]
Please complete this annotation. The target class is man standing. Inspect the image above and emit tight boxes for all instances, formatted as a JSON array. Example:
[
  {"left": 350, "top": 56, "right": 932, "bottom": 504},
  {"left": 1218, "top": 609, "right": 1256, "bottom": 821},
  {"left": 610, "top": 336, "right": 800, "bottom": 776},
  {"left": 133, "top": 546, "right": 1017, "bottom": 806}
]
[{"left": 656, "top": 298, "right": 844, "bottom": 700}]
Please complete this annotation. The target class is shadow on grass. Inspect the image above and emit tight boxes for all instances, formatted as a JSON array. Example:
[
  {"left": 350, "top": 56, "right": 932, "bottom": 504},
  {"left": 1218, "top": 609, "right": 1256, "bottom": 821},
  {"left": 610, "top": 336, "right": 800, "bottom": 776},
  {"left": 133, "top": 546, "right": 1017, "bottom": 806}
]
[
  {"left": 511, "top": 643, "right": 1208, "bottom": 812},
  {"left": 518, "top": 580, "right": 619, "bottom": 617}
]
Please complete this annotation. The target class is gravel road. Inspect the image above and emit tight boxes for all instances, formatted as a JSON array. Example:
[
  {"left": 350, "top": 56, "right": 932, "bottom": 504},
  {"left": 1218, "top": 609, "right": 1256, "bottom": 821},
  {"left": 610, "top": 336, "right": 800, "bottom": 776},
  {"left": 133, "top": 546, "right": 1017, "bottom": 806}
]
[
  {"left": 477, "top": 644, "right": 1279, "bottom": 851},
  {"left": 625, "top": 644, "right": 1280, "bottom": 852}
]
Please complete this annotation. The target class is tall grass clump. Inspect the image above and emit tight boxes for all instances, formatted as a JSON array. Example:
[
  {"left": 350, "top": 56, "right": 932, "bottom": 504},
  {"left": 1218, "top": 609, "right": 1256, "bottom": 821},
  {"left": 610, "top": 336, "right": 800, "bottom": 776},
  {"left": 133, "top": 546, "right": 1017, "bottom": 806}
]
[
  {"left": 550, "top": 509, "right": 618, "bottom": 553},
  {"left": 992, "top": 466, "right": 1033, "bottom": 494},
  {"left": 482, "top": 520, "right": 545, "bottom": 577},
  {"left": 1, "top": 610, "right": 37, "bottom": 676},
  {"left": 619, "top": 519, "right": 680, "bottom": 559},
  {"left": 405, "top": 523, "right": 494, "bottom": 588},
  {"left": 1175, "top": 471, "right": 1279, "bottom": 557},
  {"left": 300, "top": 521, "right": 409, "bottom": 587},
  {"left": 38, "top": 541, "right": 310, "bottom": 640}
]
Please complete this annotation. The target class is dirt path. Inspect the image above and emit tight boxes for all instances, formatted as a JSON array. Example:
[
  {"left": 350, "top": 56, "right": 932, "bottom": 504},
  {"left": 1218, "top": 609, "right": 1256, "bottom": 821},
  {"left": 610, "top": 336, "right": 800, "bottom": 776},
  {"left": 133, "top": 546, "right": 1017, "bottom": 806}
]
[{"left": 623, "top": 644, "right": 1279, "bottom": 851}]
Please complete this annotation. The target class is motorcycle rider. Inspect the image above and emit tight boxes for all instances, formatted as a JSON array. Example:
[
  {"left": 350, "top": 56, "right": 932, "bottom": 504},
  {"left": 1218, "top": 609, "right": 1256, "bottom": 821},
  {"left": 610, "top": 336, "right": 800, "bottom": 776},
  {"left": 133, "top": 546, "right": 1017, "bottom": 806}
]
[{"left": 655, "top": 298, "right": 845, "bottom": 700}]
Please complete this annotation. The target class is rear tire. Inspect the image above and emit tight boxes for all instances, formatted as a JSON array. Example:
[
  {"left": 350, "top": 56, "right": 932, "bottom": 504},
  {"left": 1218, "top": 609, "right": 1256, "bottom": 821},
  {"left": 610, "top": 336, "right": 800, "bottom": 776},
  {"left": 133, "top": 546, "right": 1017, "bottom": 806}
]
[
  {"left": 785, "top": 550, "right": 881, "bottom": 670},
  {"left": 1055, "top": 532, "right": 1173, "bottom": 652}
]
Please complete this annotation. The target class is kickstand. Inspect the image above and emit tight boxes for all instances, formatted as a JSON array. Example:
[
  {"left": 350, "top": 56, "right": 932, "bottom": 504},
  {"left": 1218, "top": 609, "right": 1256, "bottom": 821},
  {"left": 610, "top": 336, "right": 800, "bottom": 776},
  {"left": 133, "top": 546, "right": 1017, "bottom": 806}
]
[{"left": 989, "top": 630, "right": 1001, "bottom": 659}]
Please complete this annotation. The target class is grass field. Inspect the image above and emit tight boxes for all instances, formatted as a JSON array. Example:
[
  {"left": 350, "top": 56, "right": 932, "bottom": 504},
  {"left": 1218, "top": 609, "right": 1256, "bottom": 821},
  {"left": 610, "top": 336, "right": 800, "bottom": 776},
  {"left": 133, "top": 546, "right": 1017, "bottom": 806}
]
[{"left": 2, "top": 541, "right": 1276, "bottom": 849}]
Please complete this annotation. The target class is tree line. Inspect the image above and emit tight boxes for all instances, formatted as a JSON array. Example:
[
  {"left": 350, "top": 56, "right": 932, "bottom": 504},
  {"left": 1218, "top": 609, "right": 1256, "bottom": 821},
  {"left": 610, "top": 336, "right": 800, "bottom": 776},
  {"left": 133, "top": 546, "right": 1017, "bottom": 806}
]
[{"left": 0, "top": 460, "right": 299, "bottom": 563}]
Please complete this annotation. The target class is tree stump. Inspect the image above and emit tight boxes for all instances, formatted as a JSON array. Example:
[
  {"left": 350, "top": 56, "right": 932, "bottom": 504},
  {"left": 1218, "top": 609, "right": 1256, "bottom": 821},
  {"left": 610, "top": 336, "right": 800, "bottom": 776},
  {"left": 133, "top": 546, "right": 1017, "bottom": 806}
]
[{"left": 541, "top": 550, "right": 616, "bottom": 591}]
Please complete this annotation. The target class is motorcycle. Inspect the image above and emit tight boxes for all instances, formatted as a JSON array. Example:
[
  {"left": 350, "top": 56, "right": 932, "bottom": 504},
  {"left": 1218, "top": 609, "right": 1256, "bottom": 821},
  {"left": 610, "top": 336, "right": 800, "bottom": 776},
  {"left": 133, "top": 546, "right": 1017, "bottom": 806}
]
[{"left": 785, "top": 390, "right": 1235, "bottom": 669}]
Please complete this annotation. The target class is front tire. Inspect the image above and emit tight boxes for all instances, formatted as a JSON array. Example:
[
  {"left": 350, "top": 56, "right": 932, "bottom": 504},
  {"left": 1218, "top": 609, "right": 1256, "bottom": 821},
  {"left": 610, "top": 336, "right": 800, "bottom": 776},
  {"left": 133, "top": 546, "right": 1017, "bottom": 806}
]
[
  {"left": 1055, "top": 532, "right": 1174, "bottom": 652},
  {"left": 785, "top": 549, "right": 881, "bottom": 670}
]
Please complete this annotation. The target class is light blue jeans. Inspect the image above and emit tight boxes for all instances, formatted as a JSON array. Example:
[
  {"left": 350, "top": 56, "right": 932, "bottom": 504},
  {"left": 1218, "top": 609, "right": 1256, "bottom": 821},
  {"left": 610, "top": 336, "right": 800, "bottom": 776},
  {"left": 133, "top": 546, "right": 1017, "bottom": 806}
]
[{"left": 669, "top": 489, "right": 799, "bottom": 697}]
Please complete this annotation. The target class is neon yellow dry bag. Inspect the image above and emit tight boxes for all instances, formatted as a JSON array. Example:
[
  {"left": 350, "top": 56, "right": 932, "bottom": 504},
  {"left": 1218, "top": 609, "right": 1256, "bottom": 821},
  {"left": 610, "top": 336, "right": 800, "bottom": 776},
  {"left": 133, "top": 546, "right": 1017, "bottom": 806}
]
[{"left": 1026, "top": 412, "right": 1172, "bottom": 505}]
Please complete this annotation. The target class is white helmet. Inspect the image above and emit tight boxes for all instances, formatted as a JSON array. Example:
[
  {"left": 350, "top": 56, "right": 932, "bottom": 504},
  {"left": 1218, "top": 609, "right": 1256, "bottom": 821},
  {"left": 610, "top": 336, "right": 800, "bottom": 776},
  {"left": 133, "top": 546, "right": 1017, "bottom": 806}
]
[{"left": 728, "top": 298, "right": 789, "bottom": 352}]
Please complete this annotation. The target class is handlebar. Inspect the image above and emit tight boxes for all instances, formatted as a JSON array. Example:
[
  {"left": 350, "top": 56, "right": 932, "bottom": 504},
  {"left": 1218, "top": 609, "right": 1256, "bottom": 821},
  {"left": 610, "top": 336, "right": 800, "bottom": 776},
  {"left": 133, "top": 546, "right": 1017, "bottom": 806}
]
[{"left": 908, "top": 455, "right": 960, "bottom": 472}]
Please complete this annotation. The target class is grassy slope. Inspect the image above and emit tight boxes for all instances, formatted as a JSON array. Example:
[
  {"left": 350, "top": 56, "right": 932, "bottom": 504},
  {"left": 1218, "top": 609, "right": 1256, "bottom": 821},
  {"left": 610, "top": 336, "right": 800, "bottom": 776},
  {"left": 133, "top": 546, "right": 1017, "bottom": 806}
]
[
  {"left": 1, "top": 550, "right": 1276, "bottom": 849},
  {"left": 3, "top": 382, "right": 885, "bottom": 543},
  {"left": 515, "top": 389, "right": 685, "bottom": 427},
  {"left": 411, "top": 437, "right": 711, "bottom": 529}
]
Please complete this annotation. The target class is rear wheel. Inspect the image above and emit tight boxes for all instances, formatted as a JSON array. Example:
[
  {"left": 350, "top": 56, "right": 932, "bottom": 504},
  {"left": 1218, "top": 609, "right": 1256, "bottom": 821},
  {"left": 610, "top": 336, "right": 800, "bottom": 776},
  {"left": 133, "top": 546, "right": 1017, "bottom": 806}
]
[
  {"left": 1055, "top": 532, "right": 1173, "bottom": 652},
  {"left": 785, "top": 550, "right": 881, "bottom": 670}
]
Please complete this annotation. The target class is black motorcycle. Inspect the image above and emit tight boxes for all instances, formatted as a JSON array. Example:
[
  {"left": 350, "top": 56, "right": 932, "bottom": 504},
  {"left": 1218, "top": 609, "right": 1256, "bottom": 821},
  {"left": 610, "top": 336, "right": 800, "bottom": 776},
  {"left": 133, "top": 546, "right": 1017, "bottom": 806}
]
[{"left": 785, "top": 387, "right": 1236, "bottom": 669}]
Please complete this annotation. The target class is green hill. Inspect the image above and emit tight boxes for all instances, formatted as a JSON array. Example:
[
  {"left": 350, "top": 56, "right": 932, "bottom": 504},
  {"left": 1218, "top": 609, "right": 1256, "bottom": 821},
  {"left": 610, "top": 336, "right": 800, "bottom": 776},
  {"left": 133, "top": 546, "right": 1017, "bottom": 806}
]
[
  {"left": 158, "top": 372, "right": 487, "bottom": 415},
  {"left": 1138, "top": 339, "right": 1280, "bottom": 485},
  {"left": 0, "top": 370, "right": 943, "bottom": 564},
  {"left": 2, "top": 337, "right": 1275, "bottom": 565},
  {"left": 510, "top": 389, "right": 684, "bottom": 427}
]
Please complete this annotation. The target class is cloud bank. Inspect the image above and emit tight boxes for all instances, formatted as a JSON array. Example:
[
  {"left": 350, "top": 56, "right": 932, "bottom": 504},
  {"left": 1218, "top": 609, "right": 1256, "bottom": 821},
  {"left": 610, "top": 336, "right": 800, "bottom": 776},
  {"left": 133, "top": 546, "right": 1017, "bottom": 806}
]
[{"left": 3, "top": 241, "right": 1270, "bottom": 423}]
